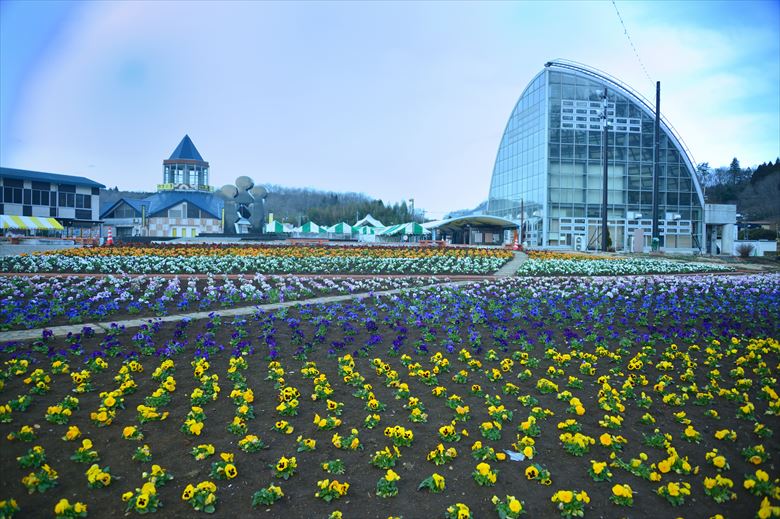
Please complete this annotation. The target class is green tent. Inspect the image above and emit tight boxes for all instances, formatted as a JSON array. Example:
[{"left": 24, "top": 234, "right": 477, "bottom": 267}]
[
  {"left": 378, "top": 222, "right": 428, "bottom": 236},
  {"left": 265, "top": 220, "right": 287, "bottom": 233},
  {"left": 327, "top": 222, "right": 354, "bottom": 234},
  {"left": 354, "top": 225, "right": 376, "bottom": 235},
  {"left": 296, "top": 221, "right": 323, "bottom": 233},
  {"left": 376, "top": 224, "right": 400, "bottom": 236},
  {"left": 377, "top": 222, "right": 431, "bottom": 236},
  {"left": 401, "top": 222, "right": 428, "bottom": 235}
]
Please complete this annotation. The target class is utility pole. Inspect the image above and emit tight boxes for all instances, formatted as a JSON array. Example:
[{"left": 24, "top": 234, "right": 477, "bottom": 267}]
[
  {"left": 601, "top": 87, "right": 609, "bottom": 252},
  {"left": 651, "top": 81, "right": 661, "bottom": 248}
]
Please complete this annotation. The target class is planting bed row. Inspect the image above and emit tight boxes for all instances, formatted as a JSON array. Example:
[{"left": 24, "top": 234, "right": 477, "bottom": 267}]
[
  {"left": 0, "top": 275, "right": 446, "bottom": 331},
  {"left": 0, "top": 274, "right": 778, "bottom": 518}
]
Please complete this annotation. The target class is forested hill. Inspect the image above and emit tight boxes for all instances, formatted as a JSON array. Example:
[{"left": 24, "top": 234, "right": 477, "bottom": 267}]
[
  {"left": 698, "top": 158, "right": 780, "bottom": 224},
  {"left": 261, "top": 184, "right": 415, "bottom": 227}
]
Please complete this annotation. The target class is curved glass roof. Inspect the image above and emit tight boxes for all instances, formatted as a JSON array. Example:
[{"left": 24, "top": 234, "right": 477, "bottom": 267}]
[{"left": 544, "top": 60, "right": 704, "bottom": 206}]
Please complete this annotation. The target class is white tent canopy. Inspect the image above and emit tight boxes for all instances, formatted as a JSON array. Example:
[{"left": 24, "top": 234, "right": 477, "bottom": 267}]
[{"left": 354, "top": 214, "right": 384, "bottom": 228}]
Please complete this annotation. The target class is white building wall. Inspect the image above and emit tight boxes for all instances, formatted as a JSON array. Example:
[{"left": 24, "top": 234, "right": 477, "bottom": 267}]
[
  {"left": 32, "top": 206, "right": 50, "bottom": 217},
  {"left": 147, "top": 217, "right": 221, "bottom": 237}
]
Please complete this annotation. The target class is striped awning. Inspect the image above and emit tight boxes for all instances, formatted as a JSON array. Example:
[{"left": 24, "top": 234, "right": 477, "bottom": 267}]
[{"left": 0, "top": 215, "right": 65, "bottom": 230}]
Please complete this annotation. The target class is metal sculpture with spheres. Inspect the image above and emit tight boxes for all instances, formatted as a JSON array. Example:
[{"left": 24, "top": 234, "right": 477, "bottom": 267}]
[{"left": 216, "top": 176, "right": 267, "bottom": 234}]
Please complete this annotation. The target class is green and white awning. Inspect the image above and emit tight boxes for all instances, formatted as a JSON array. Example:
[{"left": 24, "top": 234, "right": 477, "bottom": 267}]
[
  {"left": 296, "top": 221, "right": 324, "bottom": 233},
  {"left": 265, "top": 220, "right": 289, "bottom": 233},
  {"left": 354, "top": 225, "right": 376, "bottom": 235},
  {"left": 377, "top": 222, "right": 429, "bottom": 236},
  {"left": 327, "top": 222, "right": 354, "bottom": 234},
  {"left": 0, "top": 215, "right": 64, "bottom": 230}
]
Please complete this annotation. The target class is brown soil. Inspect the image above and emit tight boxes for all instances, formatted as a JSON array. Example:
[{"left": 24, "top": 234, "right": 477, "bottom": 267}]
[{"left": 0, "top": 298, "right": 777, "bottom": 519}]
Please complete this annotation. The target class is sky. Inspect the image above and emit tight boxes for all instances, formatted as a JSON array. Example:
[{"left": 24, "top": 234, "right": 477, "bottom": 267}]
[{"left": 1, "top": 0, "right": 778, "bottom": 219}]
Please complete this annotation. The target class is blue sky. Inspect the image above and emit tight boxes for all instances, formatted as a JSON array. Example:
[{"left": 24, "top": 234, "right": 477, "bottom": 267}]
[{"left": 1, "top": 0, "right": 778, "bottom": 218}]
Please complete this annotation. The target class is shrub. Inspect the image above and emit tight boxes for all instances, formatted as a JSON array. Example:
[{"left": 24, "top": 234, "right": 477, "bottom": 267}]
[
  {"left": 747, "top": 228, "right": 776, "bottom": 240},
  {"left": 736, "top": 243, "right": 755, "bottom": 258}
]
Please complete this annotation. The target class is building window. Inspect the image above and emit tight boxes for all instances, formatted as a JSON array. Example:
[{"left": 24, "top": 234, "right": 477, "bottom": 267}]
[
  {"left": 109, "top": 204, "right": 136, "bottom": 219},
  {"left": 3, "top": 187, "right": 22, "bottom": 204},
  {"left": 169, "top": 204, "right": 184, "bottom": 218},
  {"left": 76, "top": 194, "right": 92, "bottom": 209},
  {"left": 31, "top": 190, "right": 50, "bottom": 206},
  {"left": 75, "top": 209, "right": 92, "bottom": 220},
  {"left": 186, "top": 204, "right": 202, "bottom": 219},
  {"left": 58, "top": 192, "right": 75, "bottom": 207}
]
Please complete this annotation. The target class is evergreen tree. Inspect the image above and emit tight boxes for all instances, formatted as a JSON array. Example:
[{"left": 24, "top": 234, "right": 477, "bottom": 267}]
[{"left": 728, "top": 157, "right": 742, "bottom": 185}]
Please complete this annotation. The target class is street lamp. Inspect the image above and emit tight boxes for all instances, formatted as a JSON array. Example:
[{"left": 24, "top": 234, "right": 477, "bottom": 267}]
[{"left": 601, "top": 87, "right": 609, "bottom": 252}]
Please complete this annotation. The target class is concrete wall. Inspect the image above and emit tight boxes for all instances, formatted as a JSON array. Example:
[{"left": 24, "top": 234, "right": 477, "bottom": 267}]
[
  {"left": 705, "top": 204, "right": 737, "bottom": 225},
  {"left": 732, "top": 240, "right": 778, "bottom": 257}
]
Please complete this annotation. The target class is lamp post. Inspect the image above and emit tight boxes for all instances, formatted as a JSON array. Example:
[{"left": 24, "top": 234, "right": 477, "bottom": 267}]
[
  {"left": 651, "top": 81, "right": 661, "bottom": 249},
  {"left": 601, "top": 87, "right": 609, "bottom": 252}
]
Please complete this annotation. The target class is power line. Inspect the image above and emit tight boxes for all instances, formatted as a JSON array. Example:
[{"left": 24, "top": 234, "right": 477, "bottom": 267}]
[{"left": 611, "top": 0, "right": 654, "bottom": 85}]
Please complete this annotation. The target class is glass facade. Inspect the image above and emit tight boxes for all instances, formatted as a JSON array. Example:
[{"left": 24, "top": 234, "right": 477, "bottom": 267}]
[
  {"left": 487, "top": 62, "right": 704, "bottom": 251},
  {"left": 163, "top": 163, "right": 209, "bottom": 188}
]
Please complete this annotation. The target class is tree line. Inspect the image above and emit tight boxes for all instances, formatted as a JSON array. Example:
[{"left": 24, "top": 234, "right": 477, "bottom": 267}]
[
  {"left": 697, "top": 157, "right": 780, "bottom": 235},
  {"left": 261, "top": 184, "right": 416, "bottom": 227}
]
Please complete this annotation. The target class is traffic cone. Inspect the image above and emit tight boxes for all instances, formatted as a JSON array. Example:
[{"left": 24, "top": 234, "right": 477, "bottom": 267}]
[
  {"left": 512, "top": 230, "right": 520, "bottom": 250},
  {"left": 106, "top": 227, "right": 114, "bottom": 246}
]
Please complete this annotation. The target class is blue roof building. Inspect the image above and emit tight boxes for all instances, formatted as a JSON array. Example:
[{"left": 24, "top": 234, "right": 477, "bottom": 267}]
[
  {"left": 0, "top": 167, "right": 105, "bottom": 189},
  {"left": 100, "top": 191, "right": 223, "bottom": 221},
  {"left": 1, "top": 167, "right": 104, "bottom": 227},
  {"left": 101, "top": 135, "right": 223, "bottom": 238}
]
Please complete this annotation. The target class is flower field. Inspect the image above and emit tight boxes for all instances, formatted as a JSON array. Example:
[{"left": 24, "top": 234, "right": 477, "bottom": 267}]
[
  {"left": 0, "top": 274, "right": 778, "bottom": 518},
  {"left": 525, "top": 251, "right": 617, "bottom": 261},
  {"left": 0, "top": 275, "right": 445, "bottom": 330},
  {"left": 0, "top": 245, "right": 513, "bottom": 275},
  {"left": 515, "top": 257, "right": 735, "bottom": 276}
]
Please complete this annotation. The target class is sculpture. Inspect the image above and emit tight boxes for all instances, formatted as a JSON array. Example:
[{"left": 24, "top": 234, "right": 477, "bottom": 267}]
[{"left": 216, "top": 176, "right": 268, "bottom": 234}]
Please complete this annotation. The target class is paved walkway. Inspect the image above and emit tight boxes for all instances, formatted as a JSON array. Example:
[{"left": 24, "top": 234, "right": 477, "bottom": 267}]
[
  {"left": 493, "top": 251, "right": 527, "bottom": 277},
  {"left": 0, "top": 243, "right": 81, "bottom": 257},
  {"left": 0, "top": 280, "right": 476, "bottom": 343}
]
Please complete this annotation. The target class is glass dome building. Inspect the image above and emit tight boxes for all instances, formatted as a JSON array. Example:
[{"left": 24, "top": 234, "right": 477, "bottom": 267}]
[{"left": 487, "top": 60, "right": 704, "bottom": 251}]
